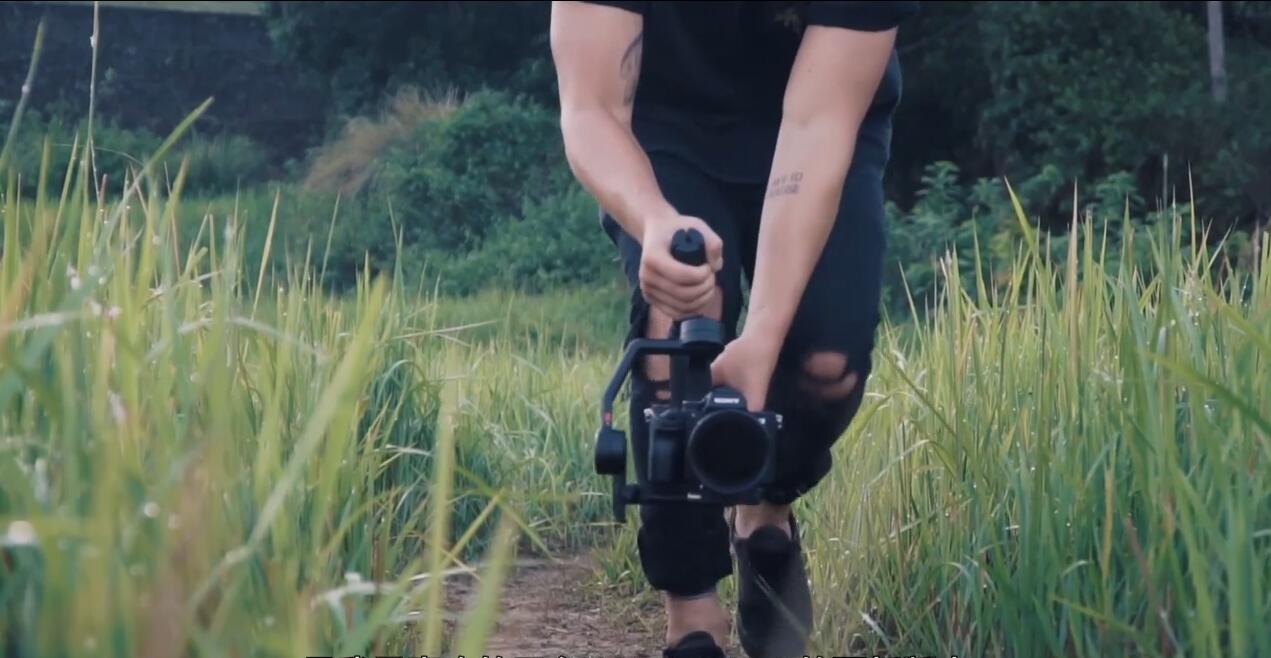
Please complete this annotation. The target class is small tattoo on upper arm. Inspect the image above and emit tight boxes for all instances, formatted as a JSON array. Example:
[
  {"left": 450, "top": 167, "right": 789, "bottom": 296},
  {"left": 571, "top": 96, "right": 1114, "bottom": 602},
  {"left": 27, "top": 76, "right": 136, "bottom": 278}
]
[
  {"left": 621, "top": 31, "right": 643, "bottom": 105},
  {"left": 767, "top": 171, "right": 803, "bottom": 198}
]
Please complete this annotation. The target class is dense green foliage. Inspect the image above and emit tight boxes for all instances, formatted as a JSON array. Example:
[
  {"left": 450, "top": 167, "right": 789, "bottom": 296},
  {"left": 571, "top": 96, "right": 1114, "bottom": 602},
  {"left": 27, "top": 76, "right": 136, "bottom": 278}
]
[
  {"left": 4, "top": 111, "right": 269, "bottom": 195},
  {"left": 893, "top": 1, "right": 1271, "bottom": 228},
  {"left": 370, "top": 91, "right": 569, "bottom": 253},
  {"left": 878, "top": 161, "right": 1229, "bottom": 314},
  {"left": 435, "top": 185, "right": 622, "bottom": 296},
  {"left": 266, "top": 1, "right": 1271, "bottom": 232},
  {"left": 262, "top": 1, "right": 556, "bottom": 116},
  {"left": 312, "top": 90, "right": 619, "bottom": 296}
]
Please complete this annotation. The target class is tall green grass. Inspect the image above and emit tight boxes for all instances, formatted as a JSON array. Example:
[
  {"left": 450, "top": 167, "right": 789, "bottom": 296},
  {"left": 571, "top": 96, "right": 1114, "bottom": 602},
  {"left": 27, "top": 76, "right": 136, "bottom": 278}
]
[
  {"left": 5, "top": 121, "right": 1268, "bottom": 655},
  {"left": 800, "top": 196, "right": 1270, "bottom": 656},
  {"left": 0, "top": 25, "right": 608, "bottom": 654}
]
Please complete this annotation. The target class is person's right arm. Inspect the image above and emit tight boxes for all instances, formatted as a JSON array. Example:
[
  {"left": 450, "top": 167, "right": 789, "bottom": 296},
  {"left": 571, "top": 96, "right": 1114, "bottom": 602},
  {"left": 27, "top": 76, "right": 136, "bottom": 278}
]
[{"left": 550, "top": 1, "right": 722, "bottom": 319}]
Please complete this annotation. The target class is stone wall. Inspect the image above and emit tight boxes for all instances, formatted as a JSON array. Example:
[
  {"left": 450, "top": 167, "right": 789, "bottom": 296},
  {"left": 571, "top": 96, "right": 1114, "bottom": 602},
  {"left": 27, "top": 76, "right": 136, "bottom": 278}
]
[{"left": 1, "top": 2, "right": 329, "bottom": 159}]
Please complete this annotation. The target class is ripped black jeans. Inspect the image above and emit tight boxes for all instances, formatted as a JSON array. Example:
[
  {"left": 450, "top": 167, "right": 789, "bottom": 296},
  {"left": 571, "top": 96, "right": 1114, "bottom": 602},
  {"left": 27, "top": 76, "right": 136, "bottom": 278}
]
[{"left": 600, "top": 144, "right": 888, "bottom": 596}]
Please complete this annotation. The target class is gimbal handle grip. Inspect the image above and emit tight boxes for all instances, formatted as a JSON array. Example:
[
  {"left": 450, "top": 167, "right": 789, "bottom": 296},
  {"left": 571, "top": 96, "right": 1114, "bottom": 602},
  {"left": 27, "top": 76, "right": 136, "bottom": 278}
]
[
  {"left": 598, "top": 226, "right": 720, "bottom": 426},
  {"left": 671, "top": 228, "right": 707, "bottom": 267}
]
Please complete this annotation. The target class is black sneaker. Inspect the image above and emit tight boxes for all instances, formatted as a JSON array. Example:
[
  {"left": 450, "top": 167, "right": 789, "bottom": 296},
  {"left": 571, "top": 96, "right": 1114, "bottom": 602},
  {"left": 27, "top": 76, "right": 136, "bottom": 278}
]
[
  {"left": 731, "top": 513, "right": 812, "bottom": 658},
  {"left": 663, "top": 630, "right": 728, "bottom": 658}
]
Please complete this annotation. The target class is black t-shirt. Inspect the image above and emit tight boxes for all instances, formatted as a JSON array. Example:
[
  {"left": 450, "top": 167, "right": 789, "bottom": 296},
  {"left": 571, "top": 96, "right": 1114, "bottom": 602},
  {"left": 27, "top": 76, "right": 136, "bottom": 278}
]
[{"left": 581, "top": 1, "right": 919, "bottom": 182}]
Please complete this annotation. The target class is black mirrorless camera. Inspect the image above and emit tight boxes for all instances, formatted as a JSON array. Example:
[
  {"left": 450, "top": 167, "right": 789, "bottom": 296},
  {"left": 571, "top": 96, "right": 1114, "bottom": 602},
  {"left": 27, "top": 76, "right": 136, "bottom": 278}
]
[{"left": 594, "top": 228, "right": 782, "bottom": 521}]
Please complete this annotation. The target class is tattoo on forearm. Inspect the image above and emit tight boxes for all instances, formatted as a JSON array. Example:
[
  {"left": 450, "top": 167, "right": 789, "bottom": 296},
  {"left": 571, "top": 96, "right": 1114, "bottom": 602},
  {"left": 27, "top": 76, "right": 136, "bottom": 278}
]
[
  {"left": 621, "top": 31, "right": 643, "bottom": 106},
  {"left": 767, "top": 171, "right": 803, "bottom": 199}
]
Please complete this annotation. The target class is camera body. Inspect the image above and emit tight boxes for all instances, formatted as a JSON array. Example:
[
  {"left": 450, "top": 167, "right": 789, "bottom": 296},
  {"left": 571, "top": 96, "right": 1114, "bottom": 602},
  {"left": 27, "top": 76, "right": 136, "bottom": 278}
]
[
  {"left": 645, "top": 384, "right": 781, "bottom": 496},
  {"left": 594, "top": 229, "right": 783, "bottom": 521}
]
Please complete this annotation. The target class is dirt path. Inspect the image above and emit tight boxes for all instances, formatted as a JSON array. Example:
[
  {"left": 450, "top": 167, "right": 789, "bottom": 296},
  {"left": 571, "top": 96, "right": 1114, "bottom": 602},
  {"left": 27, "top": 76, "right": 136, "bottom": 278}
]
[{"left": 443, "top": 552, "right": 670, "bottom": 657}]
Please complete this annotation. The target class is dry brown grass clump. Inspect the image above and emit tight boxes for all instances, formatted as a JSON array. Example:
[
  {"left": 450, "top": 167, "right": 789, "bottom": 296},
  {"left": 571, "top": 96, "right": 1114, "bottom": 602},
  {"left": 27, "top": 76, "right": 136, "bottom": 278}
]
[{"left": 302, "top": 86, "right": 459, "bottom": 196}]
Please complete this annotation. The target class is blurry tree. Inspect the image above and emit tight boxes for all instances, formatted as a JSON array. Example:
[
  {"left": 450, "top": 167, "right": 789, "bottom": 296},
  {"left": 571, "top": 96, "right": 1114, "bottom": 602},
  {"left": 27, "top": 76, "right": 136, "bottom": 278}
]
[
  {"left": 262, "top": 1, "right": 555, "bottom": 118},
  {"left": 892, "top": 1, "right": 1270, "bottom": 229}
]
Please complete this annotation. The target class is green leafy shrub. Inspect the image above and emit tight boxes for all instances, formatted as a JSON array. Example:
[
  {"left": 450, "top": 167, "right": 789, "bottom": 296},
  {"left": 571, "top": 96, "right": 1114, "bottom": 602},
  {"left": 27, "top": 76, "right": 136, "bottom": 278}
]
[
  {"left": 177, "top": 132, "right": 270, "bottom": 192},
  {"left": 2, "top": 111, "right": 160, "bottom": 189},
  {"left": 321, "top": 90, "right": 576, "bottom": 289},
  {"left": 879, "top": 161, "right": 1226, "bottom": 317},
  {"left": 373, "top": 90, "right": 571, "bottom": 252},
  {"left": 3, "top": 111, "right": 268, "bottom": 195},
  {"left": 436, "top": 185, "right": 623, "bottom": 295}
]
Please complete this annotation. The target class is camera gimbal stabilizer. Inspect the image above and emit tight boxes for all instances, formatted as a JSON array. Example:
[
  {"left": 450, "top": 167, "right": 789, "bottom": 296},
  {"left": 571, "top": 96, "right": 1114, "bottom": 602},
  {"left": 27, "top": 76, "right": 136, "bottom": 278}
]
[{"left": 594, "top": 228, "right": 783, "bottom": 522}]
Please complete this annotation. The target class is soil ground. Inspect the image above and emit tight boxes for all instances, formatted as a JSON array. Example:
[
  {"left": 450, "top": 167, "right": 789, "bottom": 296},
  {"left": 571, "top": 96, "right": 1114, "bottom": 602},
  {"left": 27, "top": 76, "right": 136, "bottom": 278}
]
[{"left": 440, "top": 552, "right": 741, "bottom": 658}]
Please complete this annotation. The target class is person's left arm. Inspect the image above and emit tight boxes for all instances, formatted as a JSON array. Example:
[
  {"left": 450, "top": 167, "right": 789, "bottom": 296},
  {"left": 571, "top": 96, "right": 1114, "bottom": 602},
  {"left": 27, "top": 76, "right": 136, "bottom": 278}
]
[{"left": 711, "top": 24, "right": 898, "bottom": 410}]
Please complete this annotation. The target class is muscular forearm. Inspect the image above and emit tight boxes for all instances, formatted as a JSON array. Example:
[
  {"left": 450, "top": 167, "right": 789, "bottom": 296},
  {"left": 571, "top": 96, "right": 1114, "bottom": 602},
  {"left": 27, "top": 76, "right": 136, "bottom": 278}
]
[
  {"left": 560, "top": 107, "right": 675, "bottom": 242},
  {"left": 744, "top": 116, "right": 858, "bottom": 352},
  {"left": 739, "top": 23, "right": 895, "bottom": 359}
]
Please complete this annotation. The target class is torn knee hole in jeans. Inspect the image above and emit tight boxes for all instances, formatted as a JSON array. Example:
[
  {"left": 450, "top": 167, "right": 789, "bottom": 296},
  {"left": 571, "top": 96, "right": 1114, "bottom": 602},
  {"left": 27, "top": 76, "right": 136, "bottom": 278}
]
[{"left": 798, "top": 351, "right": 860, "bottom": 401}]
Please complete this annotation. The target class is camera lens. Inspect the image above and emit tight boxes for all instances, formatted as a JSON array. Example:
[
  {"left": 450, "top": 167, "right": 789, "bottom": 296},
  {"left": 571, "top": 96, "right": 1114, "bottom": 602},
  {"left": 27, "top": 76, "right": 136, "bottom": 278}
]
[{"left": 687, "top": 409, "right": 771, "bottom": 495}]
